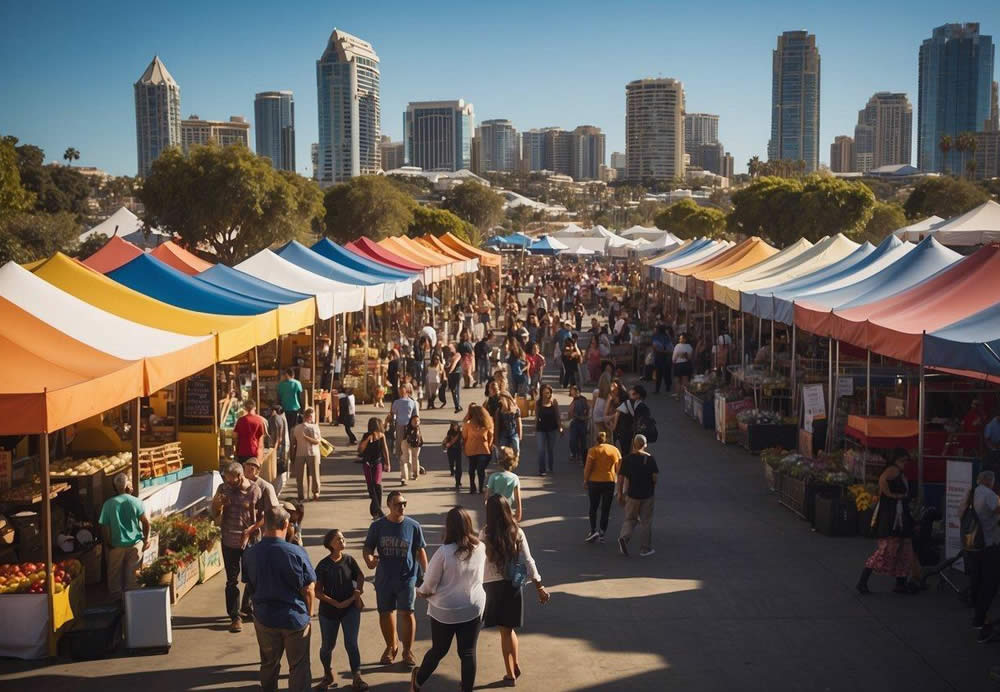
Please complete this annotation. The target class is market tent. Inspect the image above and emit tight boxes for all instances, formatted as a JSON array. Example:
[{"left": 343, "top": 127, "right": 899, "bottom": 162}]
[
  {"left": 439, "top": 232, "right": 502, "bottom": 268},
  {"left": 417, "top": 234, "right": 479, "bottom": 273},
  {"left": 645, "top": 238, "right": 706, "bottom": 267},
  {"left": 310, "top": 238, "right": 417, "bottom": 281},
  {"left": 620, "top": 225, "right": 679, "bottom": 243},
  {"left": 379, "top": 236, "right": 450, "bottom": 281},
  {"left": 107, "top": 254, "right": 314, "bottom": 335},
  {"left": 691, "top": 237, "right": 779, "bottom": 299},
  {"left": 666, "top": 237, "right": 764, "bottom": 293},
  {"left": 794, "top": 237, "right": 962, "bottom": 338},
  {"left": 712, "top": 238, "right": 814, "bottom": 310},
  {"left": 834, "top": 245, "right": 1000, "bottom": 363},
  {"left": 643, "top": 238, "right": 695, "bottom": 265},
  {"left": 924, "top": 200, "right": 1000, "bottom": 247},
  {"left": 236, "top": 249, "right": 363, "bottom": 318},
  {"left": 33, "top": 252, "right": 268, "bottom": 360},
  {"left": 0, "top": 262, "right": 215, "bottom": 393},
  {"left": 923, "top": 302, "right": 1000, "bottom": 379},
  {"left": 197, "top": 263, "right": 314, "bottom": 304},
  {"left": 562, "top": 245, "right": 597, "bottom": 256},
  {"left": 551, "top": 223, "right": 587, "bottom": 237},
  {"left": 78, "top": 207, "right": 159, "bottom": 243},
  {"left": 552, "top": 237, "right": 609, "bottom": 256},
  {"left": 498, "top": 232, "right": 533, "bottom": 248},
  {"left": 150, "top": 241, "right": 214, "bottom": 275},
  {"left": 275, "top": 240, "right": 400, "bottom": 305},
  {"left": 529, "top": 235, "right": 569, "bottom": 255},
  {"left": 764, "top": 236, "right": 913, "bottom": 324},
  {"left": 893, "top": 215, "right": 944, "bottom": 242},
  {"left": 399, "top": 235, "right": 474, "bottom": 275},
  {"left": 657, "top": 240, "right": 733, "bottom": 283},
  {"left": 347, "top": 237, "right": 430, "bottom": 284},
  {"left": 82, "top": 235, "right": 143, "bottom": 273},
  {"left": 629, "top": 234, "right": 680, "bottom": 258}
]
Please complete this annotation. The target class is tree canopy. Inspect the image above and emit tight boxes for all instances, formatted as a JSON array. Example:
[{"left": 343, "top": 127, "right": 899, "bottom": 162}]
[
  {"left": 408, "top": 205, "right": 479, "bottom": 244},
  {"left": 0, "top": 137, "right": 34, "bottom": 219},
  {"left": 442, "top": 181, "right": 505, "bottom": 233},
  {"left": 323, "top": 175, "right": 416, "bottom": 243},
  {"left": 654, "top": 198, "right": 727, "bottom": 239},
  {"left": 140, "top": 143, "right": 322, "bottom": 263},
  {"left": 859, "top": 202, "right": 907, "bottom": 245},
  {"left": 0, "top": 211, "right": 81, "bottom": 265},
  {"left": 903, "top": 176, "right": 990, "bottom": 221}
]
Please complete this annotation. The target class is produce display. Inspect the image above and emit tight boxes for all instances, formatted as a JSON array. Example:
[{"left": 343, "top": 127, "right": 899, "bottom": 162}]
[
  {"left": 0, "top": 559, "right": 82, "bottom": 594},
  {"left": 49, "top": 452, "right": 132, "bottom": 478},
  {"left": 0, "top": 477, "right": 70, "bottom": 504},
  {"left": 737, "top": 409, "right": 784, "bottom": 426},
  {"left": 848, "top": 484, "right": 879, "bottom": 512}
]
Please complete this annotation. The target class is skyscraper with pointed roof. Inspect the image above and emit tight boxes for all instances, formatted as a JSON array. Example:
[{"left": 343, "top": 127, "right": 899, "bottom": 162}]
[{"left": 134, "top": 56, "right": 181, "bottom": 177}]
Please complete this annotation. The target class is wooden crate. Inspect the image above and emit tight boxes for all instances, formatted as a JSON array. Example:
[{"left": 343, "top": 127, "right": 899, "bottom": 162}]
[
  {"left": 139, "top": 443, "right": 185, "bottom": 480},
  {"left": 170, "top": 558, "right": 200, "bottom": 604}
]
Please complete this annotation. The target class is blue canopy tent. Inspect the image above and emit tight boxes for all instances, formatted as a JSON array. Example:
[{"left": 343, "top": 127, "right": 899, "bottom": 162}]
[
  {"left": 311, "top": 238, "right": 417, "bottom": 282},
  {"left": 197, "top": 263, "right": 314, "bottom": 304},
  {"left": 924, "top": 303, "right": 1000, "bottom": 380},
  {"left": 275, "top": 240, "right": 398, "bottom": 305},
  {"left": 529, "top": 235, "right": 568, "bottom": 256},
  {"left": 648, "top": 238, "right": 712, "bottom": 267}
]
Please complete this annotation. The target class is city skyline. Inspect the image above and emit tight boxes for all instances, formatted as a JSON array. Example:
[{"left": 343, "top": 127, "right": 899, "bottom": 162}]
[{"left": 2, "top": 1, "right": 997, "bottom": 177}]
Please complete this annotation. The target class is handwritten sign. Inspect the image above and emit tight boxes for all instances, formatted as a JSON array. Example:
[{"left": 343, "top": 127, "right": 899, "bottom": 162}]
[
  {"left": 181, "top": 375, "right": 214, "bottom": 424},
  {"left": 802, "top": 384, "right": 826, "bottom": 433},
  {"left": 837, "top": 376, "right": 854, "bottom": 397}
]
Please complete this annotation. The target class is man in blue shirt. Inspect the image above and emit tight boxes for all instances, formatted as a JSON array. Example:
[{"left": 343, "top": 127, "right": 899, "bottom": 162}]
[
  {"left": 243, "top": 507, "right": 316, "bottom": 692},
  {"left": 651, "top": 325, "right": 674, "bottom": 395},
  {"left": 554, "top": 320, "right": 573, "bottom": 383},
  {"left": 363, "top": 490, "right": 428, "bottom": 668},
  {"left": 387, "top": 384, "right": 419, "bottom": 472}
]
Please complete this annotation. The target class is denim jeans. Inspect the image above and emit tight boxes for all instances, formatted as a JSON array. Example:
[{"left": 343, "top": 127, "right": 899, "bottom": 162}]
[
  {"left": 319, "top": 607, "right": 361, "bottom": 674},
  {"left": 450, "top": 381, "right": 462, "bottom": 410},
  {"left": 537, "top": 430, "right": 557, "bottom": 474},
  {"left": 222, "top": 544, "right": 247, "bottom": 620},
  {"left": 476, "top": 358, "right": 489, "bottom": 384},
  {"left": 497, "top": 434, "right": 520, "bottom": 460},
  {"left": 569, "top": 420, "right": 588, "bottom": 461}
]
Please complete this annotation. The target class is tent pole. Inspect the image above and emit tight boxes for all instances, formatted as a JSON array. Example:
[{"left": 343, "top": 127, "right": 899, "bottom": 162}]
[
  {"left": 866, "top": 349, "right": 871, "bottom": 416},
  {"left": 918, "top": 363, "right": 926, "bottom": 503},
  {"left": 770, "top": 319, "right": 775, "bottom": 371},
  {"left": 826, "top": 339, "right": 833, "bottom": 452},
  {"left": 41, "top": 430, "right": 56, "bottom": 655},
  {"left": 131, "top": 397, "right": 141, "bottom": 498},
  {"left": 790, "top": 324, "right": 797, "bottom": 412},
  {"left": 254, "top": 346, "right": 261, "bottom": 411},
  {"left": 740, "top": 310, "right": 746, "bottom": 370}
]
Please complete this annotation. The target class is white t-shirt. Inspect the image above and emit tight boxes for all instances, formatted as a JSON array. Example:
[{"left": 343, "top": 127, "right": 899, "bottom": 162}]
[
  {"left": 718, "top": 334, "right": 733, "bottom": 346},
  {"left": 974, "top": 484, "right": 1000, "bottom": 547},
  {"left": 673, "top": 343, "right": 693, "bottom": 363},
  {"left": 417, "top": 542, "right": 486, "bottom": 624}
]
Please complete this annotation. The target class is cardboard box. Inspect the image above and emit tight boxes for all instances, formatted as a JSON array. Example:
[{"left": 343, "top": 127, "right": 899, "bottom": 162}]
[
  {"left": 198, "top": 540, "right": 223, "bottom": 584},
  {"left": 169, "top": 558, "right": 199, "bottom": 604}
]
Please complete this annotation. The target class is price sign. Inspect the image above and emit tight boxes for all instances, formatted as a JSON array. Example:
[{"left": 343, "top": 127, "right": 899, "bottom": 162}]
[
  {"left": 802, "top": 384, "right": 826, "bottom": 433},
  {"left": 838, "top": 376, "right": 854, "bottom": 396}
]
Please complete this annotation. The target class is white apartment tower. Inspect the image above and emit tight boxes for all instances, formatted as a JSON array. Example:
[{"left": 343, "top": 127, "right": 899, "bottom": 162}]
[
  {"left": 625, "top": 78, "right": 685, "bottom": 181},
  {"left": 134, "top": 56, "right": 181, "bottom": 177}
]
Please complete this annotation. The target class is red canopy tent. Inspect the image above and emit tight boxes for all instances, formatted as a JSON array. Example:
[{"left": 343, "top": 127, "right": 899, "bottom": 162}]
[
  {"left": 347, "top": 237, "right": 425, "bottom": 273},
  {"left": 81, "top": 235, "right": 142, "bottom": 273}
]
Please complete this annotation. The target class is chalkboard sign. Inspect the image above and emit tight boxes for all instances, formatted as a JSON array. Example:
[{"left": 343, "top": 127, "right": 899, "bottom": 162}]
[{"left": 181, "top": 375, "right": 214, "bottom": 424}]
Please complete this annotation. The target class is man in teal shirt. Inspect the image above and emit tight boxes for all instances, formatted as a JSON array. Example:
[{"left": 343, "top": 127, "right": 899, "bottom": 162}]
[
  {"left": 277, "top": 368, "right": 304, "bottom": 433},
  {"left": 98, "top": 472, "right": 150, "bottom": 599}
]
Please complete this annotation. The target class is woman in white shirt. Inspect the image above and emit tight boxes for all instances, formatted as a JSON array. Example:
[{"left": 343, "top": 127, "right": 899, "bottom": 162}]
[
  {"left": 592, "top": 378, "right": 612, "bottom": 438},
  {"left": 480, "top": 495, "right": 550, "bottom": 686},
  {"left": 412, "top": 507, "right": 486, "bottom": 692},
  {"left": 671, "top": 333, "right": 694, "bottom": 399}
]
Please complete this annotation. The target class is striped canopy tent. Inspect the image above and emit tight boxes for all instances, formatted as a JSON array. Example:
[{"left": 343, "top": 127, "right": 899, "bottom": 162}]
[
  {"left": 396, "top": 235, "right": 474, "bottom": 275},
  {"left": 417, "top": 234, "right": 479, "bottom": 273},
  {"left": 346, "top": 237, "right": 432, "bottom": 284},
  {"left": 379, "top": 237, "right": 450, "bottom": 282},
  {"left": 275, "top": 240, "right": 407, "bottom": 304},
  {"left": 310, "top": 238, "right": 418, "bottom": 281},
  {"left": 689, "top": 237, "right": 778, "bottom": 300},
  {"left": 235, "top": 249, "right": 364, "bottom": 318},
  {"left": 657, "top": 240, "right": 733, "bottom": 284},
  {"left": 665, "top": 237, "right": 763, "bottom": 293}
]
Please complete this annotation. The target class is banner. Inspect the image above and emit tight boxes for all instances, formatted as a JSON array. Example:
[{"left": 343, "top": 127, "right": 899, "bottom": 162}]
[{"left": 945, "top": 460, "right": 974, "bottom": 572}]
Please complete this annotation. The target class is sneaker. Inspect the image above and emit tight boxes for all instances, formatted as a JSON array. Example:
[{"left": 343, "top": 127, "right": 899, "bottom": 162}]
[
  {"left": 585, "top": 531, "right": 600, "bottom": 543},
  {"left": 598, "top": 532, "right": 606, "bottom": 543},
  {"left": 229, "top": 618, "right": 243, "bottom": 633},
  {"left": 978, "top": 624, "right": 996, "bottom": 644},
  {"left": 618, "top": 537, "right": 629, "bottom": 556},
  {"left": 639, "top": 548, "right": 656, "bottom": 558}
]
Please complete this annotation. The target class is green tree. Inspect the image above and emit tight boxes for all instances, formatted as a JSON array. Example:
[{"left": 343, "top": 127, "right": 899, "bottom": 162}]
[
  {"left": 903, "top": 176, "right": 990, "bottom": 220},
  {"left": 747, "top": 155, "right": 762, "bottom": 178},
  {"left": 654, "top": 198, "right": 727, "bottom": 239},
  {"left": 408, "top": 205, "right": 476, "bottom": 244},
  {"left": 277, "top": 170, "right": 325, "bottom": 242},
  {"left": 859, "top": 202, "right": 907, "bottom": 244},
  {"left": 140, "top": 143, "right": 319, "bottom": 263},
  {"left": 0, "top": 211, "right": 81, "bottom": 264},
  {"left": 442, "top": 181, "right": 504, "bottom": 232},
  {"left": 63, "top": 147, "right": 80, "bottom": 167},
  {"left": 73, "top": 233, "right": 110, "bottom": 259},
  {"left": 323, "top": 175, "right": 415, "bottom": 243},
  {"left": 0, "top": 137, "right": 35, "bottom": 219},
  {"left": 938, "top": 135, "right": 953, "bottom": 174}
]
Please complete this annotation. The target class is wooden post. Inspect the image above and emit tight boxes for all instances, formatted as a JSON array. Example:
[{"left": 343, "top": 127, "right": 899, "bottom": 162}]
[
  {"left": 212, "top": 363, "right": 220, "bottom": 465},
  {"left": 40, "top": 429, "right": 55, "bottom": 654},
  {"left": 131, "top": 397, "right": 141, "bottom": 497},
  {"left": 254, "top": 346, "right": 261, "bottom": 411},
  {"left": 363, "top": 303, "right": 370, "bottom": 401}
]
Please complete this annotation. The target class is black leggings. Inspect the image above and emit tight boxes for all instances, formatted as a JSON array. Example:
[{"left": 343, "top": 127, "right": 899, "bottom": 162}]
[
  {"left": 416, "top": 616, "right": 481, "bottom": 692},
  {"left": 468, "top": 454, "right": 490, "bottom": 492},
  {"left": 588, "top": 481, "right": 615, "bottom": 533},
  {"left": 366, "top": 479, "right": 382, "bottom": 518}
]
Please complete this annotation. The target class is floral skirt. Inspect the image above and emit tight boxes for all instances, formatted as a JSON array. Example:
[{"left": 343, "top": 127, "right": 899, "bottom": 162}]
[{"left": 864, "top": 537, "right": 914, "bottom": 577}]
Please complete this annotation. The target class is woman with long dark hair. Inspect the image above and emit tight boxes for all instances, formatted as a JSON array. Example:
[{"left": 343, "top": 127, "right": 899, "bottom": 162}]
[
  {"left": 535, "top": 384, "right": 562, "bottom": 476},
  {"left": 481, "top": 495, "right": 549, "bottom": 686},
  {"left": 412, "top": 507, "right": 486, "bottom": 692},
  {"left": 358, "top": 417, "right": 390, "bottom": 520}
]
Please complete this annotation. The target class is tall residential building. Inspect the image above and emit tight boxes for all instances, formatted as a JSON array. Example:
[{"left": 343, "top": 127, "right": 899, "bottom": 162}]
[
  {"left": 625, "top": 78, "right": 685, "bottom": 181},
  {"left": 316, "top": 29, "right": 381, "bottom": 185},
  {"left": 684, "top": 113, "right": 720, "bottom": 150},
  {"left": 830, "top": 135, "right": 855, "bottom": 173},
  {"left": 853, "top": 92, "right": 912, "bottom": 173},
  {"left": 721, "top": 152, "right": 735, "bottom": 180},
  {"left": 477, "top": 119, "right": 519, "bottom": 173},
  {"left": 917, "top": 23, "right": 995, "bottom": 173},
  {"left": 311, "top": 143, "right": 318, "bottom": 180},
  {"left": 521, "top": 129, "right": 549, "bottom": 172},
  {"left": 134, "top": 56, "right": 181, "bottom": 177},
  {"left": 690, "top": 142, "right": 727, "bottom": 175},
  {"left": 974, "top": 130, "right": 1000, "bottom": 180},
  {"left": 404, "top": 100, "right": 475, "bottom": 171},
  {"left": 544, "top": 128, "right": 572, "bottom": 176},
  {"left": 768, "top": 31, "right": 821, "bottom": 172},
  {"left": 180, "top": 116, "right": 250, "bottom": 153},
  {"left": 988, "top": 81, "right": 999, "bottom": 131},
  {"left": 254, "top": 91, "right": 296, "bottom": 171},
  {"left": 379, "top": 135, "right": 406, "bottom": 171},
  {"left": 569, "top": 125, "right": 606, "bottom": 180},
  {"left": 610, "top": 151, "right": 626, "bottom": 177}
]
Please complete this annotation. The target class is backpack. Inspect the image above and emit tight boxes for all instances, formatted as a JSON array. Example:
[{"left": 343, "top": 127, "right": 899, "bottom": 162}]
[
  {"left": 961, "top": 489, "right": 985, "bottom": 552},
  {"left": 632, "top": 402, "right": 659, "bottom": 444}
]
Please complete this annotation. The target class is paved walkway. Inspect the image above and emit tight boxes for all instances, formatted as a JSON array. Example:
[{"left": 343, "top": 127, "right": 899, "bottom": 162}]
[{"left": 1, "top": 371, "right": 996, "bottom": 690}]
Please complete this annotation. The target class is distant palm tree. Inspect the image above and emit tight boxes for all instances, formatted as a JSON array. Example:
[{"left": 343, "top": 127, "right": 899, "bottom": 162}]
[
  {"left": 748, "top": 155, "right": 761, "bottom": 178},
  {"left": 958, "top": 132, "right": 977, "bottom": 179},
  {"left": 63, "top": 147, "right": 80, "bottom": 166},
  {"left": 938, "top": 135, "right": 952, "bottom": 174}
]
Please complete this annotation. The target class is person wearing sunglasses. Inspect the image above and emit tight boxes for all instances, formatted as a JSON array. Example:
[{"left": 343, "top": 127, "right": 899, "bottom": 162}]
[{"left": 363, "top": 490, "right": 428, "bottom": 668}]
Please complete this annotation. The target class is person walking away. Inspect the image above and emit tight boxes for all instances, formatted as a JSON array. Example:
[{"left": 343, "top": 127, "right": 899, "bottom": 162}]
[
  {"left": 481, "top": 495, "right": 550, "bottom": 686},
  {"left": 611, "top": 385, "right": 651, "bottom": 456},
  {"left": 402, "top": 414, "right": 424, "bottom": 484},
  {"left": 443, "top": 422, "right": 464, "bottom": 489},
  {"left": 242, "top": 507, "right": 316, "bottom": 692},
  {"left": 507, "top": 342, "right": 528, "bottom": 398},
  {"left": 463, "top": 404, "right": 495, "bottom": 494},
  {"left": 408, "top": 344, "right": 426, "bottom": 403},
  {"left": 554, "top": 321, "right": 572, "bottom": 379},
  {"left": 387, "top": 348, "right": 402, "bottom": 401},
  {"left": 315, "top": 529, "right": 369, "bottom": 690},
  {"left": 278, "top": 369, "right": 304, "bottom": 432},
  {"left": 446, "top": 347, "right": 464, "bottom": 413},
  {"left": 584, "top": 432, "right": 622, "bottom": 543},
  {"left": 212, "top": 462, "right": 263, "bottom": 632},
  {"left": 652, "top": 325, "right": 673, "bottom": 395},
  {"left": 425, "top": 355, "right": 444, "bottom": 410},
  {"left": 458, "top": 329, "right": 475, "bottom": 388},
  {"left": 363, "top": 491, "right": 428, "bottom": 668},
  {"left": 526, "top": 342, "right": 546, "bottom": 398},
  {"left": 592, "top": 378, "right": 612, "bottom": 440},
  {"left": 616, "top": 435, "right": 659, "bottom": 557},
  {"left": 856, "top": 449, "right": 920, "bottom": 595},
  {"left": 486, "top": 446, "right": 523, "bottom": 522},
  {"left": 265, "top": 403, "right": 289, "bottom": 497},
  {"left": 243, "top": 457, "right": 279, "bottom": 614},
  {"left": 574, "top": 301, "right": 585, "bottom": 332},
  {"left": 671, "top": 334, "right": 693, "bottom": 399},
  {"left": 359, "top": 418, "right": 390, "bottom": 520},
  {"left": 411, "top": 507, "right": 486, "bottom": 692},
  {"left": 495, "top": 393, "right": 523, "bottom": 461},
  {"left": 474, "top": 334, "right": 490, "bottom": 387},
  {"left": 235, "top": 401, "right": 268, "bottom": 465},
  {"left": 562, "top": 337, "right": 582, "bottom": 388},
  {"left": 568, "top": 385, "right": 590, "bottom": 465},
  {"left": 339, "top": 388, "right": 358, "bottom": 444},
  {"left": 535, "top": 384, "right": 563, "bottom": 476},
  {"left": 958, "top": 471, "right": 998, "bottom": 638},
  {"left": 99, "top": 472, "right": 150, "bottom": 600},
  {"left": 388, "top": 384, "right": 419, "bottom": 473},
  {"left": 291, "top": 408, "right": 323, "bottom": 502}
]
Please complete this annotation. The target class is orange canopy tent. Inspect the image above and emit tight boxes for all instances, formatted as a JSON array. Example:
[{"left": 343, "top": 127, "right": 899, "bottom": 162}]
[
  {"left": 692, "top": 237, "right": 778, "bottom": 300},
  {"left": 82, "top": 235, "right": 143, "bottom": 274},
  {"left": 395, "top": 236, "right": 466, "bottom": 272},
  {"left": 150, "top": 241, "right": 214, "bottom": 275},
  {"left": 664, "top": 237, "right": 766, "bottom": 293},
  {"left": 439, "top": 232, "right": 501, "bottom": 268},
  {"left": 419, "top": 234, "right": 472, "bottom": 262}
]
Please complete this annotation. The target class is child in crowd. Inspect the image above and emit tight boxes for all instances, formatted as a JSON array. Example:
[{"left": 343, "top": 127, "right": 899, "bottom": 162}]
[
  {"left": 486, "top": 446, "right": 523, "bottom": 522},
  {"left": 401, "top": 413, "right": 424, "bottom": 484},
  {"left": 442, "top": 421, "right": 463, "bottom": 489},
  {"left": 373, "top": 384, "right": 385, "bottom": 408}
]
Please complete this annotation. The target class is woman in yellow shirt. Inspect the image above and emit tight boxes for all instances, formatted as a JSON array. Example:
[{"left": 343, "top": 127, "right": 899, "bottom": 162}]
[{"left": 583, "top": 431, "right": 622, "bottom": 543}]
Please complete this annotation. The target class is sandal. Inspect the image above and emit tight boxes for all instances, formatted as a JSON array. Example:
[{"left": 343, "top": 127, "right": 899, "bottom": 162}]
[
  {"left": 402, "top": 649, "right": 417, "bottom": 667},
  {"left": 380, "top": 645, "right": 398, "bottom": 665}
]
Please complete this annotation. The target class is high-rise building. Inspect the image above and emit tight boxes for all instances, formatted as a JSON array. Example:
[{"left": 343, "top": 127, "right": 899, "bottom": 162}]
[
  {"left": 610, "top": 151, "right": 626, "bottom": 177},
  {"left": 180, "top": 116, "right": 250, "bottom": 153},
  {"left": 830, "top": 135, "right": 855, "bottom": 173},
  {"left": 311, "top": 143, "right": 318, "bottom": 180},
  {"left": 853, "top": 92, "right": 912, "bottom": 173},
  {"left": 974, "top": 130, "right": 1000, "bottom": 180},
  {"left": 569, "top": 125, "right": 606, "bottom": 180},
  {"left": 721, "top": 152, "right": 735, "bottom": 180},
  {"left": 521, "top": 129, "right": 549, "bottom": 172},
  {"left": 254, "top": 91, "right": 296, "bottom": 172},
  {"left": 988, "top": 81, "right": 999, "bottom": 131},
  {"left": 404, "top": 100, "right": 475, "bottom": 171},
  {"left": 684, "top": 113, "right": 720, "bottom": 150},
  {"left": 917, "top": 23, "right": 995, "bottom": 173},
  {"left": 134, "top": 56, "right": 181, "bottom": 177},
  {"left": 690, "top": 142, "right": 727, "bottom": 175},
  {"left": 477, "top": 119, "right": 519, "bottom": 173},
  {"left": 379, "top": 135, "right": 406, "bottom": 171},
  {"left": 625, "top": 78, "right": 685, "bottom": 181},
  {"left": 544, "top": 128, "right": 572, "bottom": 176},
  {"left": 316, "top": 29, "right": 381, "bottom": 185},
  {"left": 768, "top": 31, "right": 821, "bottom": 172}
]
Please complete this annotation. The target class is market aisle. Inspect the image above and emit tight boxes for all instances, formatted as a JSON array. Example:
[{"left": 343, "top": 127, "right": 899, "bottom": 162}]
[{"left": 0, "top": 374, "right": 995, "bottom": 690}]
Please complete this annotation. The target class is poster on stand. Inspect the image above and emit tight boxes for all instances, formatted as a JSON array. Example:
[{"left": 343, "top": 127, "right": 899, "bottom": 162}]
[
  {"left": 945, "top": 460, "right": 974, "bottom": 572},
  {"left": 802, "top": 384, "right": 826, "bottom": 433}
]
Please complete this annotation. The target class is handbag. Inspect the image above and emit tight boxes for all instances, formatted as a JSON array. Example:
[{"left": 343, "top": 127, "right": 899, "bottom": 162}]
[{"left": 438, "top": 381, "right": 447, "bottom": 403}]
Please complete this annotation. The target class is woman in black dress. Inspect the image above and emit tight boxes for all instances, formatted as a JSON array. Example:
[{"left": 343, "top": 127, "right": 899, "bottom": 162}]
[{"left": 857, "top": 449, "right": 918, "bottom": 594}]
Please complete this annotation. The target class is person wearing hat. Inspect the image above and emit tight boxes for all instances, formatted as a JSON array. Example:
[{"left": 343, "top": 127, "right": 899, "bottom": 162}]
[{"left": 281, "top": 500, "right": 304, "bottom": 546}]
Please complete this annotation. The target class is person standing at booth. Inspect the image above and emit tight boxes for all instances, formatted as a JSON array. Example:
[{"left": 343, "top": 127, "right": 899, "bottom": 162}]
[
  {"left": 99, "top": 472, "right": 150, "bottom": 600},
  {"left": 234, "top": 401, "right": 268, "bottom": 464},
  {"left": 279, "top": 368, "right": 304, "bottom": 433}
]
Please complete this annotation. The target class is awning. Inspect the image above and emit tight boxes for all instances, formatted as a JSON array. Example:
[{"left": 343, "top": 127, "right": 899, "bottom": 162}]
[
  {"left": 657, "top": 240, "right": 732, "bottom": 284},
  {"left": 893, "top": 216, "right": 944, "bottom": 242},
  {"left": 0, "top": 262, "right": 215, "bottom": 393},
  {"left": 644, "top": 238, "right": 705, "bottom": 267},
  {"left": 690, "top": 237, "right": 778, "bottom": 300},
  {"left": 712, "top": 238, "right": 814, "bottom": 310},
  {"left": 275, "top": 240, "right": 398, "bottom": 305},
  {"left": 310, "top": 238, "right": 417, "bottom": 281},
  {"left": 529, "top": 235, "right": 569, "bottom": 255},
  {"left": 439, "top": 232, "right": 501, "bottom": 268},
  {"left": 923, "top": 200, "right": 1000, "bottom": 247},
  {"left": 395, "top": 236, "right": 471, "bottom": 275},
  {"left": 347, "top": 238, "right": 433, "bottom": 285},
  {"left": 379, "top": 237, "right": 448, "bottom": 282},
  {"left": 924, "top": 301, "right": 1000, "bottom": 379},
  {"left": 235, "top": 249, "right": 364, "bottom": 318},
  {"left": 197, "top": 264, "right": 314, "bottom": 304},
  {"left": 150, "top": 241, "right": 214, "bottom": 275},
  {"left": 82, "top": 235, "right": 143, "bottom": 273},
  {"left": 418, "top": 235, "right": 479, "bottom": 273},
  {"left": 666, "top": 237, "right": 762, "bottom": 293}
]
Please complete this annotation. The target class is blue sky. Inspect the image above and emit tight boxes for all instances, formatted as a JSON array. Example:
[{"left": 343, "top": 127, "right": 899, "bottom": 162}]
[{"left": 1, "top": 1, "right": 995, "bottom": 177}]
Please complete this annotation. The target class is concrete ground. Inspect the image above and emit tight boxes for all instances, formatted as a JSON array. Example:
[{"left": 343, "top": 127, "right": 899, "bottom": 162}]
[{"left": 1, "top": 369, "right": 997, "bottom": 691}]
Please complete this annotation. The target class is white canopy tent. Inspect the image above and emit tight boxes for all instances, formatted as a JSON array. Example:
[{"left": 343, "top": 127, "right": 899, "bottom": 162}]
[
  {"left": 235, "top": 250, "right": 364, "bottom": 318},
  {"left": 562, "top": 245, "right": 597, "bottom": 256},
  {"left": 79, "top": 207, "right": 170, "bottom": 248},
  {"left": 892, "top": 215, "right": 944, "bottom": 242},
  {"left": 924, "top": 201, "right": 1000, "bottom": 246},
  {"left": 555, "top": 237, "right": 610, "bottom": 255},
  {"left": 552, "top": 223, "right": 587, "bottom": 237}
]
